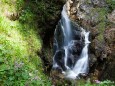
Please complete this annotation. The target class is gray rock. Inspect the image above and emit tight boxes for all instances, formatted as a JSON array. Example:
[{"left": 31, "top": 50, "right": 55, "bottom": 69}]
[
  {"left": 91, "top": 0, "right": 106, "bottom": 7},
  {"left": 89, "top": 54, "right": 97, "bottom": 66},
  {"left": 108, "top": 10, "right": 115, "bottom": 23}
]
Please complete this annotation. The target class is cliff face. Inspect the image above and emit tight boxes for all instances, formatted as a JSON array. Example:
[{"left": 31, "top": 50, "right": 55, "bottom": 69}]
[{"left": 66, "top": 0, "right": 115, "bottom": 81}]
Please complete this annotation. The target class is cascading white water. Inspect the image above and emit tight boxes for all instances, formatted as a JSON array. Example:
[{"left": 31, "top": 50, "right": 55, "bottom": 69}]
[
  {"left": 53, "top": 5, "right": 90, "bottom": 79},
  {"left": 61, "top": 5, "right": 72, "bottom": 69},
  {"left": 65, "top": 31, "right": 90, "bottom": 79},
  {"left": 61, "top": 5, "right": 72, "bottom": 45}
]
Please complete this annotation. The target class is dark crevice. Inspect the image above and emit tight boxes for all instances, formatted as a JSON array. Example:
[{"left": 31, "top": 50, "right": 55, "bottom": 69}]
[{"left": 37, "top": 0, "right": 65, "bottom": 75}]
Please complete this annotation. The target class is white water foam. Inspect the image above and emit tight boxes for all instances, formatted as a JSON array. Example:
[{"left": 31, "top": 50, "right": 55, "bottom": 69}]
[{"left": 53, "top": 5, "right": 90, "bottom": 79}]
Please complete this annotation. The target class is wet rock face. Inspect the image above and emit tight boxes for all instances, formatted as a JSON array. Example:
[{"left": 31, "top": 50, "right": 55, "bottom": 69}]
[
  {"left": 53, "top": 20, "right": 85, "bottom": 71},
  {"left": 54, "top": 49, "right": 66, "bottom": 71},
  {"left": 66, "top": 0, "right": 115, "bottom": 81},
  {"left": 68, "top": 40, "right": 84, "bottom": 55}
]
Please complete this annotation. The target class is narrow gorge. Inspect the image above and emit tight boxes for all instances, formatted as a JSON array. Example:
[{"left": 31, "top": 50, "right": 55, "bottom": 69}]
[{"left": 0, "top": 0, "right": 114, "bottom": 85}]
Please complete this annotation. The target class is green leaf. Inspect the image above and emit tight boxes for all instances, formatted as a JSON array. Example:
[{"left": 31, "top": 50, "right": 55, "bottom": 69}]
[
  {"left": 9, "top": 76, "right": 14, "bottom": 81},
  {"left": 22, "top": 72, "right": 29, "bottom": 80},
  {"left": 0, "top": 58, "right": 4, "bottom": 65}
]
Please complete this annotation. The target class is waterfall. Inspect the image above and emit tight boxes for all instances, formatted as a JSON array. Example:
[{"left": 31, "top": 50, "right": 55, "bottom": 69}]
[
  {"left": 61, "top": 5, "right": 72, "bottom": 45},
  {"left": 53, "top": 5, "right": 90, "bottom": 79}
]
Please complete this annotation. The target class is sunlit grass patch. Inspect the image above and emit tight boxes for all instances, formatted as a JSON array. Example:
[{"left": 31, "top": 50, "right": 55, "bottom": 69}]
[{"left": 0, "top": 0, "right": 51, "bottom": 85}]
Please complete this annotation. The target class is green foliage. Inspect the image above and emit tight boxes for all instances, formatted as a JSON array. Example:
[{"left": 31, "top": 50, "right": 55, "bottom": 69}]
[
  {"left": 19, "top": 8, "right": 36, "bottom": 23},
  {"left": 76, "top": 79, "right": 114, "bottom": 86},
  {"left": 0, "top": 63, "right": 29, "bottom": 85},
  {"left": 27, "top": 0, "right": 62, "bottom": 27},
  {"left": 0, "top": 62, "right": 51, "bottom": 86},
  {"left": 0, "top": 0, "right": 51, "bottom": 86},
  {"left": 16, "top": 0, "right": 24, "bottom": 11},
  {"left": 99, "top": 80, "right": 115, "bottom": 86},
  {"left": 91, "top": 7, "right": 107, "bottom": 42},
  {"left": 106, "top": 0, "right": 115, "bottom": 12}
]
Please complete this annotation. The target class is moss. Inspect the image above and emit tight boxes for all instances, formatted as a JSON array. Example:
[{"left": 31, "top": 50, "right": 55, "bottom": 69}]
[
  {"left": 97, "top": 34, "right": 104, "bottom": 42},
  {"left": 96, "top": 22, "right": 105, "bottom": 42},
  {"left": 85, "top": 0, "right": 92, "bottom": 4},
  {"left": 91, "top": 7, "right": 107, "bottom": 22},
  {"left": 98, "top": 22, "right": 106, "bottom": 33},
  {"left": 92, "top": 7, "right": 107, "bottom": 42}
]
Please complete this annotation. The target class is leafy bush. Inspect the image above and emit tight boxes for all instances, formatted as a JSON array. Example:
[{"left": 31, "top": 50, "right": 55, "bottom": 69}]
[{"left": 0, "top": 61, "right": 51, "bottom": 86}]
